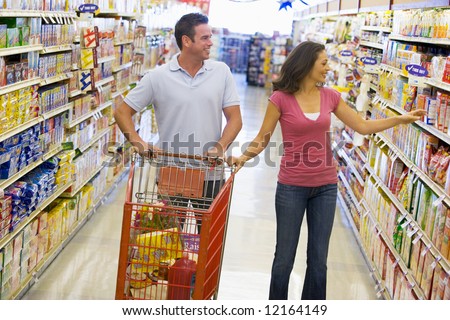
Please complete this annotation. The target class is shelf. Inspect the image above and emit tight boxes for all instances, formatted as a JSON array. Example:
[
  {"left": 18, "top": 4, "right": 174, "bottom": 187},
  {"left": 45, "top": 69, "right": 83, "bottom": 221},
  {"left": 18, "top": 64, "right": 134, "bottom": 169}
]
[
  {"left": 389, "top": 34, "right": 450, "bottom": 46},
  {"left": 338, "top": 171, "right": 363, "bottom": 211},
  {"left": 425, "top": 78, "right": 450, "bottom": 93},
  {"left": 114, "top": 39, "right": 133, "bottom": 46},
  {"left": 40, "top": 72, "right": 73, "bottom": 86},
  {"left": 111, "top": 86, "right": 129, "bottom": 99},
  {"left": 41, "top": 102, "right": 73, "bottom": 120},
  {"left": 112, "top": 62, "right": 132, "bottom": 73},
  {"left": 0, "top": 117, "right": 41, "bottom": 143},
  {"left": 365, "top": 164, "right": 450, "bottom": 277},
  {"left": 79, "top": 128, "right": 110, "bottom": 153},
  {"left": 374, "top": 133, "right": 450, "bottom": 209},
  {"left": 69, "top": 90, "right": 83, "bottom": 98},
  {"left": 0, "top": 44, "right": 43, "bottom": 57},
  {"left": 0, "top": 157, "right": 44, "bottom": 190},
  {"left": 0, "top": 77, "right": 42, "bottom": 96},
  {"left": 360, "top": 26, "right": 392, "bottom": 33},
  {"left": 0, "top": 10, "right": 42, "bottom": 17},
  {"left": 42, "top": 145, "right": 63, "bottom": 161},
  {"left": 374, "top": 95, "right": 450, "bottom": 146},
  {"left": 359, "top": 41, "right": 384, "bottom": 50},
  {"left": 12, "top": 168, "right": 128, "bottom": 300},
  {"left": 0, "top": 181, "right": 72, "bottom": 250},
  {"left": 66, "top": 101, "right": 112, "bottom": 128},
  {"left": 40, "top": 44, "right": 73, "bottom": 54},
  {"left": 380, "top": 64, "right": 450, "bottom": 92},
  {"left": 338, "top": 148, "right": 365, "bottom": 186},
  {"left": 60, "top": 164, "right": 106, "bottom": 198},
  {"left": 117, "top": 12, "right": 137, "bottom": 19},
  {"left": 97, "top": 55, "right": 115, "bottom": 64},
  {"left": 354, "top": 146, "right": 367, "bottom": 163},
  {"left": 95, "top": 76, "right": 115, "bottom": 87},
  {"left": 336, "top": 191, "right": 389, "bottom": 300}
]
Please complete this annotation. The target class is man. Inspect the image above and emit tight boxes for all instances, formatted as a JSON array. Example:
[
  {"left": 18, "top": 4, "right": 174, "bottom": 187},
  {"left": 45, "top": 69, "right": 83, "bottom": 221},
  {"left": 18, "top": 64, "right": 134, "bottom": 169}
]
[{"left": 114, "top": 12, "right": 242, "bottom": 163}]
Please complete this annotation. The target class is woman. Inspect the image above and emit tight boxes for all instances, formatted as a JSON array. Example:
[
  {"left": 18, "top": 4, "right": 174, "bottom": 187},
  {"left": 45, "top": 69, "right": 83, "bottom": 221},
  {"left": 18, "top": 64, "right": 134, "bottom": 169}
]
[{"left": 230, "top": 41, "right": 425, "bottom": 300}]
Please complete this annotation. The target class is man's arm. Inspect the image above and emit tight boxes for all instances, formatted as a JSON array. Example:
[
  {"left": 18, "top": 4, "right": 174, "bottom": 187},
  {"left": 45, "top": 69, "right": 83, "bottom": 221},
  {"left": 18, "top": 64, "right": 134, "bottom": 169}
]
[
  {"left": 114, "top": 100, "right": 149, "bottom": 154},
  {"left": 209, "top": 105, "right": 242, "bottom": 157}
]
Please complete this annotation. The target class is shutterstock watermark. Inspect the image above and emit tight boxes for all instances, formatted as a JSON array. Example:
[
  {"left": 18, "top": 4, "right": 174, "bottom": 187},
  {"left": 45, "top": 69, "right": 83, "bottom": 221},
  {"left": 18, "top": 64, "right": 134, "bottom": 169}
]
[{"left": 102, "top": 132, "right": 346, "bottom": 169}]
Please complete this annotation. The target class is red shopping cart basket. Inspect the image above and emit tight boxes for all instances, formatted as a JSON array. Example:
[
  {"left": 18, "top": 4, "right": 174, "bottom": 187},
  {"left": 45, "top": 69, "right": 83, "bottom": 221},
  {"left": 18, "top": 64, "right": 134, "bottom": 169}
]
[{"left": 115, "top": 151, "right": 235, "bottom": 300}]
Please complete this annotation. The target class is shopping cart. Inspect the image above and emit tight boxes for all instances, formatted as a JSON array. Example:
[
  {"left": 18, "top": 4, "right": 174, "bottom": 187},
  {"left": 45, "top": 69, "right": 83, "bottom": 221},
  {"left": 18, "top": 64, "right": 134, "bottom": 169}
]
[{"left": 115, "top": 151, "right": 235, "bottom": 300}]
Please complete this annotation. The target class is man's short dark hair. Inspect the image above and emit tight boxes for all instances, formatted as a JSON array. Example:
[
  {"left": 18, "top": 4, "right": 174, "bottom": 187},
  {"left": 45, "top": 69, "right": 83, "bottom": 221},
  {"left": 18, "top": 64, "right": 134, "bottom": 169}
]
[{"left": 174, "top": 13, "right": 209, "bottom": 50}]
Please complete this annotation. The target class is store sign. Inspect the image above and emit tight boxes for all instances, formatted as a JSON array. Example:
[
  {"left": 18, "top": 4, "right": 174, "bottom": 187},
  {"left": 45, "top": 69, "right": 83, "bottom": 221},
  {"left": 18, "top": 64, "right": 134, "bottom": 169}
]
[
  {"left": 78, "top": 4, "right": 99, "bottom": 13},
  {"left": 360, "top": 57, "right": 377, "bottom": 65},
  {"left": 406, "top": 64, "right": 428, "bottom": 77},
  {"left": 340, "top": 50, "right": 353, "bottom": 57}
]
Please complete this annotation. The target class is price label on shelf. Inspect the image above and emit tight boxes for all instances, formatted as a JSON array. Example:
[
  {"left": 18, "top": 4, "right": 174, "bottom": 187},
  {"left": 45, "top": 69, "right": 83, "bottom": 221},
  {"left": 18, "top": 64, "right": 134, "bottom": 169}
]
[
  {"left": 406, "top": 64, "right": 429, "bottom": 88},
  {"left": 412, "top": 233, "right": 422, "bottom": 245},
  {"left": 431, "top": 256, "right": 441, "bottom": 269}
]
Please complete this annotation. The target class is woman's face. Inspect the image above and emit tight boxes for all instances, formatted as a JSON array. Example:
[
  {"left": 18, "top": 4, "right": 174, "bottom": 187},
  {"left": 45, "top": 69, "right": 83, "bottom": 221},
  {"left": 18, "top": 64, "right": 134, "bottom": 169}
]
[{"left": 310, "top": 50, "right": 331, "bottom": 83}]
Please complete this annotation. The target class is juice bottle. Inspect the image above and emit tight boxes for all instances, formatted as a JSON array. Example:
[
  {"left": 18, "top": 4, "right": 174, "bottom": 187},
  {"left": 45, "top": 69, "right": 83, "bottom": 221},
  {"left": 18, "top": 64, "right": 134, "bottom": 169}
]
[{"left": 167, "top": 253, "right": 196, "bottom": 300}]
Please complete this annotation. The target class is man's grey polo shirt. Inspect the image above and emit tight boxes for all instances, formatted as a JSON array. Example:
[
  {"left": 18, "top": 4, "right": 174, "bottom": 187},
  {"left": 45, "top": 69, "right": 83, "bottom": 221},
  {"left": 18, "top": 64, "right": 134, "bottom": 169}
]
[{"left": 124, "top": 54, "right": 240, "bottom": 156}]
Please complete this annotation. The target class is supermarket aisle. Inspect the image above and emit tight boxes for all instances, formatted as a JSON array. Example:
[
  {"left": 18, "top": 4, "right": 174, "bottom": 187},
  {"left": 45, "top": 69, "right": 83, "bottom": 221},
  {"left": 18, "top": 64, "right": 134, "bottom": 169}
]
[{"left": 22, "top": 74, "right": 378, "bottom": 300}]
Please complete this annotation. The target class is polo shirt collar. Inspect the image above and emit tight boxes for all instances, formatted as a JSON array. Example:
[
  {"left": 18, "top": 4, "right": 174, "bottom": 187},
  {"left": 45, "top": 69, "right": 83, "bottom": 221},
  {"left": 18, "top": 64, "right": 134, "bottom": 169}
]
[{"left": 169, "top": 53, "right": 214, "bottom": 73}]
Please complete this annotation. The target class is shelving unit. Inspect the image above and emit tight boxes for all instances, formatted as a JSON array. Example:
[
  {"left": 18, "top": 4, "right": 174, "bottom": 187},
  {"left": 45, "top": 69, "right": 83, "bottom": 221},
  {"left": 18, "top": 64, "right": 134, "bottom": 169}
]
[
  {"left": 0, "top": 3, "right": 145, "bottom": 300},
  {"left": 294, "top": 2, "right": 450, "bottom": 299}
]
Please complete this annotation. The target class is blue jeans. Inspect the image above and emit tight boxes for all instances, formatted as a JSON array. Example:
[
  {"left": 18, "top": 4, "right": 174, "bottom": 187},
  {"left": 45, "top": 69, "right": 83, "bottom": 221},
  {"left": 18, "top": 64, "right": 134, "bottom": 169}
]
[{"left": 269, "top": 182, "right": 337, "bottom": 300}]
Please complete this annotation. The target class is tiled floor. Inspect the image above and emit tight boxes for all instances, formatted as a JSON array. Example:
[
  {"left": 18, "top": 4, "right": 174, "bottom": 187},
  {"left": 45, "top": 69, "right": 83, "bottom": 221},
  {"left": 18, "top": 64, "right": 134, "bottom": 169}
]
[{"left": 21, "top": 74, "right": 378, "bottom": 300}]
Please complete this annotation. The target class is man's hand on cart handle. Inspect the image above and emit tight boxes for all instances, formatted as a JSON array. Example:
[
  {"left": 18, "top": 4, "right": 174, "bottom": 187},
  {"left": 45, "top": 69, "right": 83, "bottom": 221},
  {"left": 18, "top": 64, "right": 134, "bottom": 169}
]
[
  {"left": 131, "top": 143, "right": 162, "bottom": 158},
  {"left": 206, "top": 146, "right": 225, "bottom": 166}
]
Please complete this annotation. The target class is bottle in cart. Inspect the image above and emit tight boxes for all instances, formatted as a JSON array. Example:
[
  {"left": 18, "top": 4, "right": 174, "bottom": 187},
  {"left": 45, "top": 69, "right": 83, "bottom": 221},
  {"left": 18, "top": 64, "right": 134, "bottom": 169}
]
[{"left": 167, "top": 253, "right": 196, "bottom": 300}]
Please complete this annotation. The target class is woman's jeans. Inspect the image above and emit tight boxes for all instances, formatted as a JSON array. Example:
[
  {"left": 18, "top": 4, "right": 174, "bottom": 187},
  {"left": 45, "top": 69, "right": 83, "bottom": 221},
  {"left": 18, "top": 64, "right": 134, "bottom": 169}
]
[{"left": 269, "top": 182, "right": 337, "bottom": 300}]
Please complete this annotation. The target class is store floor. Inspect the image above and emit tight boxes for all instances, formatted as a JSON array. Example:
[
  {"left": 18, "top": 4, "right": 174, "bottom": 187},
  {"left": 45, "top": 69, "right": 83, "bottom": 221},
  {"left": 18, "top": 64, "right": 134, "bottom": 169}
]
[{"left": 22, "top": 74, "right": 378, "bottom": 300}]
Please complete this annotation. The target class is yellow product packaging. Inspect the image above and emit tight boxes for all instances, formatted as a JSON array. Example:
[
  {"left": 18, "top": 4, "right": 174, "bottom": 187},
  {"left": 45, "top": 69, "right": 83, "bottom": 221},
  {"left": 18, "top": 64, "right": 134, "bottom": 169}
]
[
  {"left": 55, "top": 173, "right": 69, "bottom": 186},
  {"left": 134, "top": 227, "right": 183, "bottom": 273}
]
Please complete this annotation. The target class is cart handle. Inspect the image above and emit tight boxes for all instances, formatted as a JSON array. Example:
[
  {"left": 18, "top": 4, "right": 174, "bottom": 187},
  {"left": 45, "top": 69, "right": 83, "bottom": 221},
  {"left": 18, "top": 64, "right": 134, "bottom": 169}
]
[
  {"left": 144, "top": 150, "right": 225, "bottom": 165},
  {"left": 125, "top": 155, "right": 137, "bottom": 203}
]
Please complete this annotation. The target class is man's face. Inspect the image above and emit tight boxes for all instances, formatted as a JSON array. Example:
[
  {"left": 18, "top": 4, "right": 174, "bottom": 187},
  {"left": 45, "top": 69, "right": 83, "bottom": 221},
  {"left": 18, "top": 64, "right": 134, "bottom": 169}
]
[{"left": 185, "top": 23, "right": 213, "bottom": 60}]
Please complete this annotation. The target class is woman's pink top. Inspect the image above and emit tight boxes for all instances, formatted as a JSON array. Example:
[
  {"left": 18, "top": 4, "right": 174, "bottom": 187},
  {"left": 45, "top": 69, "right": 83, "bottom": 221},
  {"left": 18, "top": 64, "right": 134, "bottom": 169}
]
[{"left": 269, "top": 87, "right": 341, "bottom": 187}]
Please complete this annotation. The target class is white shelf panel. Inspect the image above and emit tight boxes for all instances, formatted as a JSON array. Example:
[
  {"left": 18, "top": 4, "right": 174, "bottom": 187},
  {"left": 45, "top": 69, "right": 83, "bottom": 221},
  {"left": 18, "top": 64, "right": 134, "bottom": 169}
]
[
  {"left": 0, "top": 117, "right": 41, "bottom": 143},
  {"left": 40, "top": 44, "right": 73, "bottom": 54},
  {"left": 360, "top": 26, "right": 392, "bottom": 33},
  {"left": 0, "top": 157, "right": 44, "bottom": 189},
  {"left": 0, "top": 44, "right": 43, "bottom": 57},
  {"left": 359, "top": 41, "right": 384, "bottom": 50},
  {"left": 42, "top": 102, "right": 73, "bottom": 119},
  {"left": 95, "top": 76, "right": 115, "bottom": 87},
  {"left": 66, "top": 101, "right": 112, "bottom": 128},
  {"left": 0, "top": 77, "right": 42, "bottom": 96},
  {"left": 389, "top": 34, "right": 450, "bottom": 46},
  {"left": 79, "top": 128, "right": 110, "bottom": 153},
  {"left": 97, "top": 55, "right": 115, "bottom": 64},
  {"left": 111, "top": 86, "right": 129, "bottom": 99},
  {"left": 69, "top": 90, "right": 83, "bottom": 98},
  {"left": 112, "top": 62, "right": 132, "bottom": 73},
  {"left": 114, "top": 39, "right": 133, "bottom": 46},
  {"left": 338, "top": 148, "right": 365, "bottom": 186},
  {"left": 0, "top": 10, "right": 42, "bottom": 17},
  {"left": 40, "top": 72, "right": 73, "bottom": 86}
]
